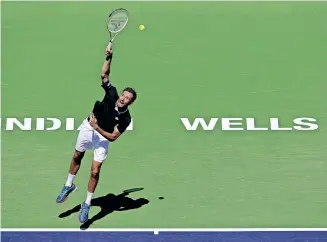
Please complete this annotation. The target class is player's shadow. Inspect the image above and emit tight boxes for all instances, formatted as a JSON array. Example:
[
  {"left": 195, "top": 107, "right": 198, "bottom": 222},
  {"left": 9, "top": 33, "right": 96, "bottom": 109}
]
[{"left": 58, "top": 188, "right": 149, "bottom": 230}]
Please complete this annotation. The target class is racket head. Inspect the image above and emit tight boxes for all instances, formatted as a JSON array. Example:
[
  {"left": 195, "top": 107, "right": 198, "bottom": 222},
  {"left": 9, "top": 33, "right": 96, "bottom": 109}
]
[
  {"left": 123, "top": 188, "right": 144, "bottom": 193},
  {"left": 107, "top": 8, "right": 129, "bottom": 34}
]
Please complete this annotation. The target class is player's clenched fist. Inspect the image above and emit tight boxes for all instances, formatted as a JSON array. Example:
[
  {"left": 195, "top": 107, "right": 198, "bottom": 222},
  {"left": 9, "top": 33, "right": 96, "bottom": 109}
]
[
  {"left": 89, "top": 113, "right": 99, "bottom": 130},
  {"left": 105, "top": 45, "right": 113, "bottom": 58}
]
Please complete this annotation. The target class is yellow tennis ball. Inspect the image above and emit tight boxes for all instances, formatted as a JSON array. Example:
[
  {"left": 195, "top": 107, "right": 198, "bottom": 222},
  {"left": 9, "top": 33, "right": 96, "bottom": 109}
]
[{"left": 139, "top": 25, "right": 145, "bottom": 31}]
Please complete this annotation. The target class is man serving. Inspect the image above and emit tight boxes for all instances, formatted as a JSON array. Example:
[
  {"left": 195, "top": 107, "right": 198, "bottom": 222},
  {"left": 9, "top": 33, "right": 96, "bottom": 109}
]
[{"left": 56, "top": 44, "right": 137, "bottom": 223}]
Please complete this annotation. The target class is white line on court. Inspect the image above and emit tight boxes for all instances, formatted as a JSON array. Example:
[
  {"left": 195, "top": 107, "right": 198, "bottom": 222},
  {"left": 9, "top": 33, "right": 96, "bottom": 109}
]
[
  {"left": 1, "top": 228, "right": 327, "bottom": 232},
  {"left": 1, "top": 0, "right": 327, "bottom": 2}
]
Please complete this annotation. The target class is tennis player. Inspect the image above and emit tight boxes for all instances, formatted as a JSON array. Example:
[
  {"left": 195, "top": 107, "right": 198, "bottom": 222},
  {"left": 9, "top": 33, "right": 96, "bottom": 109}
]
[{"left": 56, "top": 44, "right": 137, "bottom": 223}]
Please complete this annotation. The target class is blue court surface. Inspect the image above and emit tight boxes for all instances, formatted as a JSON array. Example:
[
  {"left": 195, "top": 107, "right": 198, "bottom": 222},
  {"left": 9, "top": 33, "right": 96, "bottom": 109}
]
[{"left": 2, "top": 231, "right": 327, "bottom": 242}]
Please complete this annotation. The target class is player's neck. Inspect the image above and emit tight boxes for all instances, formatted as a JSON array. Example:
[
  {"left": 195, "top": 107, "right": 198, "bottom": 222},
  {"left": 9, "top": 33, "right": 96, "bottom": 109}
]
[{"left": 115, "top": 104, "right": 128, "bottom": 113}]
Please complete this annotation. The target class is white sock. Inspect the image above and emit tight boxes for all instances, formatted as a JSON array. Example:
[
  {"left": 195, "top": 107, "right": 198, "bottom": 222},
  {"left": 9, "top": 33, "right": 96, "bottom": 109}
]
[
  {"left": 65, "top": 173, "right": 75, "bottom": 187},
  {"left": 85, "top": 191, "right": 93, "bottom": 206}
]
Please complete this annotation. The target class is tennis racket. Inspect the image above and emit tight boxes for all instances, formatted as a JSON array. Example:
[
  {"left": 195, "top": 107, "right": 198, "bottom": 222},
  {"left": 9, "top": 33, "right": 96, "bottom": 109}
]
[
  {"left": 123, "top": 188, "right": 143, "bottom": 193},
  {"left": 106, "top": 8, "right": 129, "bottom": 59}
]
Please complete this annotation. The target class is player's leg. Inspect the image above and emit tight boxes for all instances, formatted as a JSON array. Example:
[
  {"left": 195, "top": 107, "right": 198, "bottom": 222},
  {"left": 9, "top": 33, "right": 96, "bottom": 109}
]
[
  {"left": 56, "top": 119, "right": 93, "bottom": 203},
  {"left": 79, "top": 159, "right": 103, "bottom": 223},
  {"left": 79, "top": 136, "right": 109, "bottom": 223},
  {"left": 65, "top": 150, "right": 85, "bottom": 186}
]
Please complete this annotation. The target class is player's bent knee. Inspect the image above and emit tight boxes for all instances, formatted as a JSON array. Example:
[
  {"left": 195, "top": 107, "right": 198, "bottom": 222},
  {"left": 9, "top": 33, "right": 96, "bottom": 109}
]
[
  {"left": 90, "top": 169, "right": 100, "bottom": 179},
  {"left": 90, "top": 159, "right": 102, "bottom": 179},
  {"left": 73, "top": 150, "right": 85, "bottom": 163}
]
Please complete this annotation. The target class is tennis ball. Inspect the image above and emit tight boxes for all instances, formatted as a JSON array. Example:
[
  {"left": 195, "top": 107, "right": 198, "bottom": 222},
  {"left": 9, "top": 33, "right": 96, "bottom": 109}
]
[{"left": 139, "top": 25, "right": 145, "bottom": 31}]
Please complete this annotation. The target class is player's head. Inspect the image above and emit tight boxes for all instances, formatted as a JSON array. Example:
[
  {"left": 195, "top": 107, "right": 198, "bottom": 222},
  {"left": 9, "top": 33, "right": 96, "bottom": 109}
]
[{"left": 117, "top": 87, "right": 137, "bottom": 108}]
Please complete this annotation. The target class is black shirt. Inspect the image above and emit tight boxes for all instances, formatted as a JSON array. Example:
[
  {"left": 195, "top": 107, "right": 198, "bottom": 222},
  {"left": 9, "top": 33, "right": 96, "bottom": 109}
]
[{"left": 89, "top": 80, "right": 131, "bottom": 134}]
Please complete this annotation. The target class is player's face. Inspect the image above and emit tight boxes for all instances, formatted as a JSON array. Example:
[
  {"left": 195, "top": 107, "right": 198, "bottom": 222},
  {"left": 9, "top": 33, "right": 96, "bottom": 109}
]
[{"left": 117, "top": 91, "right": 134, "bottom": 108}]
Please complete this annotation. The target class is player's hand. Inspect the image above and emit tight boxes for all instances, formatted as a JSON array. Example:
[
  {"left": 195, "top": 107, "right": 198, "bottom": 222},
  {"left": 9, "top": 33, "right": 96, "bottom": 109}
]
[
  {"left": 89, "top": 113, "right": 99, "bottom": 129},
  {"left": 105, "top": 45, "right": 113, "bottom": 58}
]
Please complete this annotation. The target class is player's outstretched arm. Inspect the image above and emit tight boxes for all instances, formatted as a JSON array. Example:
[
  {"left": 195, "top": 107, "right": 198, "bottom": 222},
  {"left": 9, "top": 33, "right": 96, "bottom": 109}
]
[{"left": 101, "top": 44, "right": 113, "bottom": 85}]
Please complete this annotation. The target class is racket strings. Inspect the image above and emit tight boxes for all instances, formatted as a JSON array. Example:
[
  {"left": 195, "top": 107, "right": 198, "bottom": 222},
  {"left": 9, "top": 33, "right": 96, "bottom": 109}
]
[{"left": 107, "top": 12, "right": 128, "bottom": 33}]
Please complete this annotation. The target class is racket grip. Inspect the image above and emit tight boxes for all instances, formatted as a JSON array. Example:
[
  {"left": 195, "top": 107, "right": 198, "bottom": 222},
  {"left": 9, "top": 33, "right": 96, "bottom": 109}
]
[
  {"left": 108, "top": 41, "right": 112, "bottom": 50},
  {"left": 106, "top": 41, "right": 113, "bottom": 61}
]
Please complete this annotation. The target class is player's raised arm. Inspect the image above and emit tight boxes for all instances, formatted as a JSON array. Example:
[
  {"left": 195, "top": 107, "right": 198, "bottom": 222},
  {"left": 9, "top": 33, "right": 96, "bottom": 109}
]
[{"left": 101, "top": 44, "right": 113, "bottom": 85}]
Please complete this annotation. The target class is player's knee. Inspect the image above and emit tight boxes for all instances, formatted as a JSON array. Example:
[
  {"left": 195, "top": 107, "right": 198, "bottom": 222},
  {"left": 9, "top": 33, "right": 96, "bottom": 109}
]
[
  {"left": 90, "top": 168, "right": 100, "bottom": 179},
  {"left": 73, "top": 151, "right": 84, "bottom": 164}
]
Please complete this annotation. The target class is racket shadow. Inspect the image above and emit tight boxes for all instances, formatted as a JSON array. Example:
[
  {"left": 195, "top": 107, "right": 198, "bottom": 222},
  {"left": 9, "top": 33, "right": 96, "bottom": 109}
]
[{"left": 58, "top": 188, "right": 149, "bottom": 230}]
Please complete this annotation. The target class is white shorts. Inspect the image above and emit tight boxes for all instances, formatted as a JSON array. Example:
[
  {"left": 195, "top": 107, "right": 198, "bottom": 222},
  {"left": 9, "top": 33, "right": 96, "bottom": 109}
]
[{"left": 75, "top": 119, "right": 110, "bottom": 163}]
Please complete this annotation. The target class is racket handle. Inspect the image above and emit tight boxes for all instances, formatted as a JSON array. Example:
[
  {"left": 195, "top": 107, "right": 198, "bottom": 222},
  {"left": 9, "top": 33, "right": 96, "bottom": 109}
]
[
  {"left": 108, "top": 41, "right": 112, "bottom": 50},
  {"left": 106, "top": 41, "right": 113, "bottom": 61}
]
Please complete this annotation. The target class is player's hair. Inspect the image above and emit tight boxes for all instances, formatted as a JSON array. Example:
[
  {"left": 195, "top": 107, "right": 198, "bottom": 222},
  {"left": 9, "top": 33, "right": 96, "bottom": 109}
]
[{"left": 123, "top": 87, "right": 137, "bottom": 103}]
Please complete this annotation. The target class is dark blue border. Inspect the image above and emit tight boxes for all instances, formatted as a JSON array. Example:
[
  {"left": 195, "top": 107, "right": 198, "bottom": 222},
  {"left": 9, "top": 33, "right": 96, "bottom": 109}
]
[{"left": 2, "top": 231, "right": 327, "bottom": 242}]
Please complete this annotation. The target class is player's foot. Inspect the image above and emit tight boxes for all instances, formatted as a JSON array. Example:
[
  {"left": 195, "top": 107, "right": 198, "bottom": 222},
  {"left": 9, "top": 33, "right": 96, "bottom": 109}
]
[
  {"left": 79, "top": 202, "right": 90, "bottom": 223},
  {"left": 56, "top": 184, "right": 77, "bottom": 203}
]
